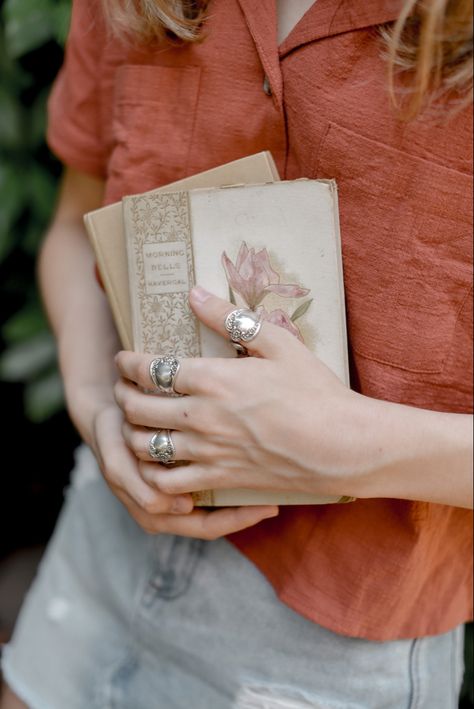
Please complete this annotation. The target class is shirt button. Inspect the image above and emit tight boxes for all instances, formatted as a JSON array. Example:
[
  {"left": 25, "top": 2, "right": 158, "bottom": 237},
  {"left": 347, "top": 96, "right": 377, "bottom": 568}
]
[{"left": 263, "top": 75, "right": 272, "bottom": 96}]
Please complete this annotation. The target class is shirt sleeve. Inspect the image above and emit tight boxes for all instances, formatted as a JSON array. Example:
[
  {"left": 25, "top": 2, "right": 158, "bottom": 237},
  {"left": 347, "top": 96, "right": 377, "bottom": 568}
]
[{"left": 47, "top": 0, "right": 108, "bottom": 178}]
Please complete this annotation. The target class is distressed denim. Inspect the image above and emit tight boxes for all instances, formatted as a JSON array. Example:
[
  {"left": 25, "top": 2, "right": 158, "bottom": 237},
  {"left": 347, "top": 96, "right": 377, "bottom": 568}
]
[{"left": 2, "top": 445, "right": 465, "bottom": 709}]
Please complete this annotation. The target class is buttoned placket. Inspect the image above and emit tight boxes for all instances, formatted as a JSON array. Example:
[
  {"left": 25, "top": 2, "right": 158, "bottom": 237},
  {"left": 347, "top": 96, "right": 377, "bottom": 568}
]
[{"left": 236, "top": 0, "right": 404, "bottom": 176}]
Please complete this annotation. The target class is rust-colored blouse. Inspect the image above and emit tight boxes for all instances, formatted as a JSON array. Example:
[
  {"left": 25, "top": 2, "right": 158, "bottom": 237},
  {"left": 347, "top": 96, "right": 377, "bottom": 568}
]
[{"left": 47, "top": 0, "right": 473, "bottom": 640}]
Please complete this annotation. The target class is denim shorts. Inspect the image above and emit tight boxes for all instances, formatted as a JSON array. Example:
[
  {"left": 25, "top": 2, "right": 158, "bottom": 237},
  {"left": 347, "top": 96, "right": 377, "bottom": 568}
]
[{"left": 2, "top": 445, "right": 465, "bottom": 709}]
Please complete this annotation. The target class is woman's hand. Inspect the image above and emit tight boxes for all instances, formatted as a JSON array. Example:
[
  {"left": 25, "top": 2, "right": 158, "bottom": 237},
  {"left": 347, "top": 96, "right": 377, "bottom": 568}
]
[
  {"left": 91, "top": 402, "right": 279, "bottom": 539},
  {"left": 115, "top": 287, "right": 366, "bottom": 501},
  {"left": 115, "top": 287, "right": 473, "bottom": 510}
]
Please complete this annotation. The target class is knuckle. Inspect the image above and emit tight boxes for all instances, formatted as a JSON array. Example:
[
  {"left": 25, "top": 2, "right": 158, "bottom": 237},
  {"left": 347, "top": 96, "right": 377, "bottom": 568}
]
[
  {"left": 139, "top": 359, "right": 151, "bottom": 387},
  {"left": 140, "top": 520, "right": 159, "bottom": 535},
  {"left": 139, "top": 495, "right": 160, "bottom": 515},
  {"left": 204, "top": 529, "right": 221, "bottom": 541},
  {"left": 123, "top": 396, "right": 139, "bottom": 423},
  {"left": 101, "top": 455, "right": 121, "bottom": 486},
  {"left": 131, "top": 430, "right": 144, "bottom": 454},
  {"left": 190, "top": 406, "right": 213, "bottom": 435},
  {"left": 155, "top": 476, "right": 178, "bottom": 495}
]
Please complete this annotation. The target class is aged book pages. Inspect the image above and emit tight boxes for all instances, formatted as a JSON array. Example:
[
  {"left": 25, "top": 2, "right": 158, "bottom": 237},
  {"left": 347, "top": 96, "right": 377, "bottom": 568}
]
[
  {"left": 124, "top": 180, "right": 354, "bottom": 506},
  {"left": 84, "top": 152, "right": 279, "bottom": 350}
]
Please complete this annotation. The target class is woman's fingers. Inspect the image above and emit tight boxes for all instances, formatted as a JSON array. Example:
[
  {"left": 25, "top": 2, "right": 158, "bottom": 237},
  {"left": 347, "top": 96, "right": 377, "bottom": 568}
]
[
  {"left": 189, "top": 286, "right": 300, "bottom": 359},
  {"left": 143, "top": 505, "right": 279, "bottom": 540},
  {"left": 93, "top": 406, "right": 194, "bottom": 517},
  {"left": 122, "top": 420, "right": 201, "bottom": 463},
  {"left": 115, "top": 351, "right": 231, "bottom": 397},
  {"left": 114, "top": 289, "right": 304, "bottom": 395},
  {"left": 114, "top": 379, "right": 193, "bottom": 429}
]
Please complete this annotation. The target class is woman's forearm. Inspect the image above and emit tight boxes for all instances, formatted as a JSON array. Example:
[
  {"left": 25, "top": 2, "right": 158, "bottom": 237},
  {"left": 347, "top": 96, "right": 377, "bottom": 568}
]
[
  {"left": 353, "top": 397, "right": 473, "bottom": 509},
  {"left": 37, "top": 170, "right": 120, "bottom": 446}
]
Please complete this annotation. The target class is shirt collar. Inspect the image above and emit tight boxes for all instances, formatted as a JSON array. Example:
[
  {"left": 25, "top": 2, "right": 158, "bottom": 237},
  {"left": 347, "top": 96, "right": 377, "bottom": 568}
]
[
  {"left": 235, "top": 0, "right": 404, "bottom": 107},
  {"left": 279, "top": 0, "right": 405, "bottom": 56}
]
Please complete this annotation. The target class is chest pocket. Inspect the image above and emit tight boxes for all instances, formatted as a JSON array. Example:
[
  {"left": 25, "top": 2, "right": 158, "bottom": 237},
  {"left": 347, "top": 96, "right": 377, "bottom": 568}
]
[
  {"left": 315, "top": 122, "right": 472, "bottom": 375},
  {"left": 107, "top": 64, "right": 201, "bottom": 197}
]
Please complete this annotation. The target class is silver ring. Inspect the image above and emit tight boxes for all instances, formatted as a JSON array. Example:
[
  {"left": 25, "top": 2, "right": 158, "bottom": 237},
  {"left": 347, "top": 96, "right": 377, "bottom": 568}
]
[
  {"left": 224, "top": 308, "right": 261, "bottom": 355},
  {"left": 148, "top": 429, "right": 176, "bottom": 464},
  {"left": 149, "top": 355, "right": 182, "bottom": 396}
]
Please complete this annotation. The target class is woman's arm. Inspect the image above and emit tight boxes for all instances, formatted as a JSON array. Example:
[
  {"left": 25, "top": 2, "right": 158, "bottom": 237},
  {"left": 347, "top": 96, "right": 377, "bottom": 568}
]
[
  {"left": 38, "top": 173, "right": 278, "bottom": 536},
  {"left": 348, "top": 396, "right": 472, "bottom": 508},
  {"left": 115, "top": 288, "right": 473, "bottom": 510},
  {"left": 38, "top": 167, "right": 118, "bottom": 444}
]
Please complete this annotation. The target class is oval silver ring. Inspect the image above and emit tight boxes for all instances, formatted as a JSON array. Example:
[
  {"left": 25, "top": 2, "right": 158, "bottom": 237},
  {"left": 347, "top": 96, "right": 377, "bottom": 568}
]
[
  {"left": 148, "top": 429, "right": 176, "bottom": 465},
  {"left": 224, "top": 308, "right": 261, "bottom": 355},
  {"left": 149, "top": 355, "right": 182, "bottom": 396}
]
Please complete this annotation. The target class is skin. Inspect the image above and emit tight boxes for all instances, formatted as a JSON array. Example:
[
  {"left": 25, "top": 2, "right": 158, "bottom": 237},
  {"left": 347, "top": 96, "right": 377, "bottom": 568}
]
[
  {"left": 37, "top": 168, "right": 280, "bottom": 537},
  {"left": 115, "top": 286, "right": 473, "bottom": 510},
  {"left": 37, "top": 167, "right": 474, "bottom": 524},
  {"left": 1, "top": 168, "right": 472, "bottom": 708}
]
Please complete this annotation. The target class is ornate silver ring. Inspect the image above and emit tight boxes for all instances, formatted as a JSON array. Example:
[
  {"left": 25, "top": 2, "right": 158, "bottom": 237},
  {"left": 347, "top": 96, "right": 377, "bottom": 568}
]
[
  {"left": 148, "top": 429, "right": 176, "bottom": 465},
  {"left": 224, "top": 308, "right": 261, "bottom": 355},
  {"left": 149, "top": 355, "right": 182, "bottom": 396}
]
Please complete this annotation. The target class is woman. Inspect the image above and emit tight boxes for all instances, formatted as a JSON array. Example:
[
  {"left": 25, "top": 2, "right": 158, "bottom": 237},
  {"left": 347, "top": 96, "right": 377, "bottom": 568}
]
[{"left": 2, "top": 0, "right": 472, "bottom": 707}]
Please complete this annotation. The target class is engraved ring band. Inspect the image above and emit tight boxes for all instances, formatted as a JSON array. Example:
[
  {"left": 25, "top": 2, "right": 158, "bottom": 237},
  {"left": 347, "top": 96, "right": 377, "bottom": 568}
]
[
  {"left": 224, "top": 308, "right": 261, "bottom": 356},
  {"left": 148, "top": 429, "right": 176, "bottom": 465},
  {"left": 149, "top": 355, "right": 182, "bottom": 396}
]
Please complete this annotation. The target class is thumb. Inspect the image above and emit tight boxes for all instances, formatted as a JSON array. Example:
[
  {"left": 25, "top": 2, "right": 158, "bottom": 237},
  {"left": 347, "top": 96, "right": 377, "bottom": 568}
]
[{"left": 188, "top": 286, "right": 298, "bottom": 359}]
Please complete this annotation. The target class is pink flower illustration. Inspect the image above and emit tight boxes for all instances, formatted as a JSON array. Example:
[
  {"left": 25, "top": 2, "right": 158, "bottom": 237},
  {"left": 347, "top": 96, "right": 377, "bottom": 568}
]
[
  {"left": 222, "top": 242, "right": 309, "bottom": 309},
  {"left": 259, "top": 307, "right": 304, "bottom": 342}
]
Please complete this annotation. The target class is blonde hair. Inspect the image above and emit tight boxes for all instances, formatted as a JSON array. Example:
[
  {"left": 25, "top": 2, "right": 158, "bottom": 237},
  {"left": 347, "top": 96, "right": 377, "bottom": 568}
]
[
  {"left": 101, "top": 0, "right": 208, "bottom": 44},
  {"left": 102, "top": 0, "right": 473, "bottom": 117},
  {"left": 384, "top": 0, "right": 473, "bottom": 117}
]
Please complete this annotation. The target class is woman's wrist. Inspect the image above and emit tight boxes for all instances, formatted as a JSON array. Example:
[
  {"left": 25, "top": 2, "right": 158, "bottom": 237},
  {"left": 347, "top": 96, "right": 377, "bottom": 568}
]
[
  {"left": 350, "top": 396, "right": 473, "bottom": 508},
  {"left": 64, "top": 380, "right": 117, "bottom": 451}
]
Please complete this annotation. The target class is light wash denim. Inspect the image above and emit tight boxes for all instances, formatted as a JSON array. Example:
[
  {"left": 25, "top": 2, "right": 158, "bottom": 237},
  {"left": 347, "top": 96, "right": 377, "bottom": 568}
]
[{"left": 2, "top": 445, "right": 465, "bottom": 709}]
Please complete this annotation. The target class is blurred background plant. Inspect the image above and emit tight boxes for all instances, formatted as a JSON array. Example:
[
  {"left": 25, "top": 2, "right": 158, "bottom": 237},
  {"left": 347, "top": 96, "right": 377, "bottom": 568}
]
[
  {"left": 0, "top": 0, "right": 472, "bottom": 703},
  {"left": 0, "top": 0, "right": 70, "bottom": 422},
  {"left": 0, "top": 0, "right": 78, "bottom": 576}
]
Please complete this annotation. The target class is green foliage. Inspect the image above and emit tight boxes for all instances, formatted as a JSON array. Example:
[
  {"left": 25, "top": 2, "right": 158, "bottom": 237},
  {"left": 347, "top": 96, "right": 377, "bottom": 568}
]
[
  {"left": 0, "top": 0, "right": 71, "bottom": 421},
  {"left": 3, "top": 0, "right": 71, "bottom": 58}
]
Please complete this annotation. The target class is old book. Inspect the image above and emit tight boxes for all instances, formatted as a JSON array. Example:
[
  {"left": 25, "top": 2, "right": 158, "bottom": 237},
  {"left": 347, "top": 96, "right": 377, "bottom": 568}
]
[
  {"left": 84, "top": 152, "right": 279, "bottom": 350},
  {"left": 123, "top": 179, "right": 354, "bottom": 506}
]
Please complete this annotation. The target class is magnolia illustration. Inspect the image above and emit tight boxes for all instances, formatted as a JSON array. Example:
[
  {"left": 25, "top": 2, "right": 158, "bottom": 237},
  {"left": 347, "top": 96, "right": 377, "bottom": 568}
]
[
  {"left": 258, "top": 307, "right": 305, "bottom": 341},
  {"left": 222, "top": 241, "right": 312, "bottom": 341}
]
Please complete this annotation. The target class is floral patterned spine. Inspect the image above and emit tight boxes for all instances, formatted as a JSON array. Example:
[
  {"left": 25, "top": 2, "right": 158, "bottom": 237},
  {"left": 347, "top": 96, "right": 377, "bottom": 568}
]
[{"left": 125, "top": 191, "right": 201, "bottom": 357}]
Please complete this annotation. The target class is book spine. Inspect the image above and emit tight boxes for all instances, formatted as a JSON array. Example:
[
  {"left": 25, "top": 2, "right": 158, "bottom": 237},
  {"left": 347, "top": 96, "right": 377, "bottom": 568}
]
[{"left": 83, "top": 214, "right": 132, "bottom": 350}]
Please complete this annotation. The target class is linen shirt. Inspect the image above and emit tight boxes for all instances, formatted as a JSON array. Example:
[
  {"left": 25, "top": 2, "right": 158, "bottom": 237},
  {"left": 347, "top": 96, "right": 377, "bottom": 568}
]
[{"left": 47, "top": 0, "right": 473, "bottom": 640}]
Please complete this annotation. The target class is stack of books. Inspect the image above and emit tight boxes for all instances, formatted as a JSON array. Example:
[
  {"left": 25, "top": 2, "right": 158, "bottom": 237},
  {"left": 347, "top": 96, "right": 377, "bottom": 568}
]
[{"left": 84, "top": 153, "right": 353, "bottom": 506}]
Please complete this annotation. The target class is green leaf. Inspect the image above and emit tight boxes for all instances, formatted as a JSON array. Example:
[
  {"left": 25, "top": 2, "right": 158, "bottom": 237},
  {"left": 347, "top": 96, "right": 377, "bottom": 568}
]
[
  {"left": 0, "top": 162, "right": 28, "bottom": 262},
  {"left": 3, "top": 0, "right": 57, "bottom": 58},
  {"left": 21, "top": 215, "right": 46, "bottom": 255},
  {"left": 26, "top": 86, "right": 49, "bottom": 149},
  {"left": 24, "top": 368, "right": 64, "bottom": 422},
  {"left": 228, "top": 286, "right": 236, "bottom": 306},
  {"left": 2, "top": 300, "right": 48, "bottom": 343},
  {"left": 0, "top": 331, "right": 57, "bottom": 381},
  {"left": 28, "top": 161, "right": 57, "bottom": 224},
  {"left": 52, "top": 0, "right": 72, "bottom": 47},
  {"left": 290, "top": 298, "right": 313, "bottom": 322},
  {"left": 0, "top": 86, "right": 23, "bottom": 148}
]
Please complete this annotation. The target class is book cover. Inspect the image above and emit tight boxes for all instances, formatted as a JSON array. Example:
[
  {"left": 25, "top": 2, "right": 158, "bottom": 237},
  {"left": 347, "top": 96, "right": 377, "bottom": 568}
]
[
  {"left": 123, "top": 180, "right": 353, "bottom": 506},
  {"left": 84, "top": 152, "right": 280, "bottom": 350}
]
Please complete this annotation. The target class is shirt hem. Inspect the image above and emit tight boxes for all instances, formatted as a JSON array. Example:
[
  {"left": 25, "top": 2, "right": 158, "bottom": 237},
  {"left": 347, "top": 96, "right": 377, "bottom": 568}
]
[
  {"left": 227, "top": 537, "right": 473, "bottom": 642},
  {"left": 47, "top": 129, "right": 106, "bottom": 180}
]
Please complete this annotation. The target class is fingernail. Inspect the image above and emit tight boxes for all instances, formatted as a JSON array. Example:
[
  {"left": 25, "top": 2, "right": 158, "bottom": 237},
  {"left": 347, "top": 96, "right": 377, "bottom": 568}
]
[
  {"left": 190, "top": 286, "right": 211, "bottom": 305},
  {"left": 171, "top": 496, "right": 193, "bottom": 514},
  {"left": 263, "top": 508, "right": 279, "bottom": 519}
]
